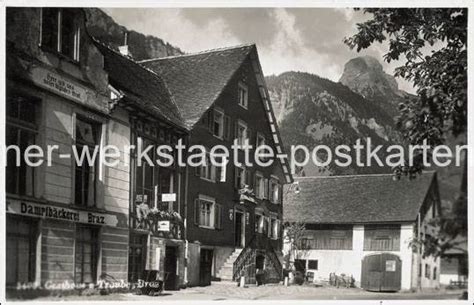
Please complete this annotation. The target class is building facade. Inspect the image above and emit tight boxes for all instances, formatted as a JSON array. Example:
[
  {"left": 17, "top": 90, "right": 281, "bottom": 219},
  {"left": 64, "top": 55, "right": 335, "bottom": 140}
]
[
  {"left": 6, "top": 8, "right": 129, "bottom": 296},
  {"left": 283, "top": 173, "right": 441, "bottom": 291},
  {"left": 95, "top": 42, "right": 190, "bottom": 290},
  {"left": 142, "top": 45, "right": 292, "bottom": 285}
]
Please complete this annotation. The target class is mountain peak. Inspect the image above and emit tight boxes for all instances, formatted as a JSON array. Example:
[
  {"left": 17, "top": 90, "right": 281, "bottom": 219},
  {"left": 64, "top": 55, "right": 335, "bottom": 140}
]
[
  {"left": 344, "top": 55, "right": 384, "bottom": 73},
  {"left": 339, "top": 56, "right": 406, "bottom": 117}
]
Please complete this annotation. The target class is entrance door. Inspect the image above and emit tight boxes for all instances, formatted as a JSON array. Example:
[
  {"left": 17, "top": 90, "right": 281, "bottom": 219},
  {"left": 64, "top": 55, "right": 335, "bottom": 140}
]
[
  {"left": 164, "top": 246, "right": 178, "bottom": 290},
  {"left": 199, "top": 249, "right": 213, "bottom": 286},
  {"left": 128, "top": 234, "right": 147, "bottom": 283},
  {"left": 235, "top": 211, "right": 245, "bottom": 248},
  {"left": 361, "top": 253, "right": 402, "bottom": 291}
]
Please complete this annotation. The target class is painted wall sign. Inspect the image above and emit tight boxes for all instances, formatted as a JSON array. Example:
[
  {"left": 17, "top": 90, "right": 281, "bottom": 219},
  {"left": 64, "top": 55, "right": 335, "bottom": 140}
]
[
  {"left": 31, "top": 68, "right": 89, "bottom": 104},
  {"left": 6, "top": 199, "right": 119, "bottom": 227},
  {"left": 157, "top": 220, "right": 170, "bottom": 232},
  {"left": 161, "top": 193, "right": 176, "bottom": 202}
]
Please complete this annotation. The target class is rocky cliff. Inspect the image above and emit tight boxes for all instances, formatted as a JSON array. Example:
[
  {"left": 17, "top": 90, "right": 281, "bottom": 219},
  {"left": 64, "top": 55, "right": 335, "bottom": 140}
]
[
  {"left": 339, "top": 56, "right": 410, "bottom": 117},
  {"left": 84, "top": 8, "right": 183, "bottom": 60}
]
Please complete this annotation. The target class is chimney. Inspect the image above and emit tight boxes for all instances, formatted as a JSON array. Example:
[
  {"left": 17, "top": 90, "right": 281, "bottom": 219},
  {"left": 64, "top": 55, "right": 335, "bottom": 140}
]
[{"left": 119, "top": 32, "right": 130, "bottom": 57}]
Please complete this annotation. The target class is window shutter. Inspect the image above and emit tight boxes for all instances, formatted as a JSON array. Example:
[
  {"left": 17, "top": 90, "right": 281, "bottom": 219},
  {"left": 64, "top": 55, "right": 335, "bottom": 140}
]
[
  {"left": 245, "top": 169, "right": 252, "bottom": 187},
  {"left": 234, "top": 120, "right": 239, "bottom": 144},
  {"left": 207, "top": 110, "right": 214, "bottom": 133},
  {"left": 263, "top": 178, "right": 269, "bottom": 199},
  {"left": 253, "top": 173, "right": 258, "bottom": 196},
  {"left": 194, "top": 199, "right": 200, "bottom": 226},
  {"left": 268, "top": 218, "right": 272, "bottom": 238},
  {"left": 273, "top": 219, "right": 280, "bottom": 239},
  {"left": 219, "top": 164, "right": 227, "bottom": 182},
  {"left": 247, "top": 127, "right": 252, "bottom": 146},
  {"left": 224, "top": 115, "right": 231, "bottom": 141},
  {"left": 234, "top": 166, "right": 239, "bottom": 189},
  {"left": 215, "top": 203, "right": 222, "bottom": 229}
]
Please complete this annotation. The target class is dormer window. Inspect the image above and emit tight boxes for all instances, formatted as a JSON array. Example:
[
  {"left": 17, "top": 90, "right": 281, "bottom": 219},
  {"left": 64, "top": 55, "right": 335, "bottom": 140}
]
[
  {"left": 41, "top": 8, "right": 80, "bottom": 61},
  {"left": 238, "top": 82, "right": 248, "bottom": 109}
]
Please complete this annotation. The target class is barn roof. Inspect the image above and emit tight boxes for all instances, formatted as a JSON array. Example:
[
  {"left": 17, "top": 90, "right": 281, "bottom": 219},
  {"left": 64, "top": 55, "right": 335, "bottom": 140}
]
[
  {"left": 283, "top": 172, "right": 437, "bottom": 224},
  {"left": 94, "top": 41, "right": 186, "bottom": 130},
  {"left": 139, "top": 44, "right": 255, "bottom": 129}
]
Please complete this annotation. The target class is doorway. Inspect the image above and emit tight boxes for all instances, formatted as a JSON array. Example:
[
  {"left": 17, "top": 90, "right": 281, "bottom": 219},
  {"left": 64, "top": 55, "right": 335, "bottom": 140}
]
[
  {"left": 164, "top": 246, "right": 178, "bottom": 290},
  {"left": 235, "top": 211, "right": 245, "bottom": 248},
  {"left": 128, "top": 234, "right": 147, "bottom": 283},
  {"left": 199, "top": 249, "right": 213, "bottom": 286}
]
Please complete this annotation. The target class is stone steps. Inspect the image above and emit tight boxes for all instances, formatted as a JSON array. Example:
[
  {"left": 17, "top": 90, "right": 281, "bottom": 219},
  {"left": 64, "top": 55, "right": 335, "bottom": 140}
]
[{"left": 216, "top": 248, "right": 243, "bottom": 281}]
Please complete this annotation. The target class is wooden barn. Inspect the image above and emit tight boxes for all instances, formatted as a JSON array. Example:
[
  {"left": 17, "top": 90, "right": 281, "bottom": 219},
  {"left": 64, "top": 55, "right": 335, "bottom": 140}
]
[{"left": 283, "top": 172, "right": 441, "bottom": 291}]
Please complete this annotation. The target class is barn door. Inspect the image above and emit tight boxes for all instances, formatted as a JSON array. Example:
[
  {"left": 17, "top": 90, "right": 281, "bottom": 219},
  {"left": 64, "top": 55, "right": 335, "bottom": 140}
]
[
  {"left": 361, "top": 254, "right": 401, "bottom": 292},
  {"left": 381, "top": 253, "right": 402, "bottom": 291}
]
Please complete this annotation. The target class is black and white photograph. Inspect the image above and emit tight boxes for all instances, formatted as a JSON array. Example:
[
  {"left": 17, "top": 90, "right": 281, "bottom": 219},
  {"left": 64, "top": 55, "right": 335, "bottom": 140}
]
[{"left": 1, "top": 1, "right": 470, "bottom": 303}]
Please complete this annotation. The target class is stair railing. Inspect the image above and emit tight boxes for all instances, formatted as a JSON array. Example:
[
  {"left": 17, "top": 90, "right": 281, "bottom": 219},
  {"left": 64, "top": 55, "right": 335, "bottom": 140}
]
[
  {"left": 265, "top": 242, "right": 284, "bottom": 280},
  {"left": 232, "top": 235, "right": 256, "bottom": 281}
]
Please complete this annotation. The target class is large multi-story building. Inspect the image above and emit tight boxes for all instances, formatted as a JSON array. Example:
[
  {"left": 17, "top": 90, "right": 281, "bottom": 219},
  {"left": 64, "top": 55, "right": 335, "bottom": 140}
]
[
  {"left": 95, "top": 42, "right": 189, "bottom": 290},
  {"left": 5, "top": 8, "right": 130, "bottom": 295},
  {"left": 141, "top": 45, "right": 292, "bottom": 285}
]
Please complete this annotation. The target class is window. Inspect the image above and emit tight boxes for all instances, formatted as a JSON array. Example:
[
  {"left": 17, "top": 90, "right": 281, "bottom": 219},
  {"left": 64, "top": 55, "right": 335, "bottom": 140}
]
[
  {"left": 425, "top": 264, "right": 430, "bottom": 279},
  {"left": 433, "top": 267, "right": 437, "bottom": 280},
  {"left": 135, "top": 136, "right": 177, "bottom": 212},
  {"left": 6, "top": 95, "right": 38, "bottom": 196},
  {"left": 255, "top": 213, "right": 264, "bottom": 233},
  {"left": 157, "top": 168, "right": 174, "bottom": 212},
  {"left": 200, "top": 200, "right": 213, "bottom": 227},
  {"left": 235, "top": 166, "right": 250, "bottom": 189},
  {"left": 254, "top": 175, "right": 269, "bottom": 199},
  {"left": 199, "top": 153, "right": 217, "bottom": 182},
  {"left": 6, "top": 217, "right": 37, "bottom": 286},
  {"left": 135, "top": 137, "right": 155, "bottom": 208},
  {"left": 238, "top": 82, "right": 248, "bottom": 108},
  {"left": 308, "top": 260, "right": 318, "bottom": 270},
  {"left": 194, "top": 197, "right": 222, "bottom": 229},
  {"left": 213, "top": 109, "right": 224, "bottom": 139},
  {"left": 262, "top": 216, "right": 269, "bottom": 236},
  {"left": 256, "top": 133, "right": 266, "bottom": 148},
  {"left": 364, "top": 225, "right": 401, "bottom": 251},
  {"left": 270, "top": 179, "right": 280, "bottom": 203},
  {"left": 74, "top": 226, "right": 99, "bottom": 284},
  {"left": 75, "top": 116, "right": 100, "bottom": 207},
  {"left": 236, "top": 120, "right": 248, "bottom": 146},
  {"left": 254, "top": 172, "right": 264, "bottom": 198},
  {"left": 128, "top": 234, "right": 147, "bottom": 283},
  {"left": 41, "top": 8, "right": 80, "bottom": 61},
  {"left": 270, "top": 217, "right": 279, "bottom": 239}
]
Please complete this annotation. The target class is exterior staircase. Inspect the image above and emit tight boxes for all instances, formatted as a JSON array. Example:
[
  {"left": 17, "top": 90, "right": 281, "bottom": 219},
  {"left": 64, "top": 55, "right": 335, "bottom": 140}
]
[{"left": 216, "top": 248, "right": 243, "bottom": 281}]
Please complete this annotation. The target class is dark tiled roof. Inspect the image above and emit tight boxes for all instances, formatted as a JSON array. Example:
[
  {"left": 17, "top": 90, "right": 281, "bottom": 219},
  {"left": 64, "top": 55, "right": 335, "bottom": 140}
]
[
  {"left": 94, "top": 41, "right": 186, "bottom": 129},
  {"left": 140, "top": 44, "right": 255, "bottom": 128},
  {"left": 283, "top": 172, "right": 436, "bottom": 224}
]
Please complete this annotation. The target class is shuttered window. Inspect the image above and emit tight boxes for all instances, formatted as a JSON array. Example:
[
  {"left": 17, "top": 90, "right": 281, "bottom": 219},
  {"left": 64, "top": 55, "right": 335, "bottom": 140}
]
[
  {"left": 363, "top": 224, "right": 401, "bottom": 251},
  {"left": 194, "top": 197, "right": 222, "bottom": 229},
  {"left": 299, "top": 225, "right": 353, "bottom": 250}
]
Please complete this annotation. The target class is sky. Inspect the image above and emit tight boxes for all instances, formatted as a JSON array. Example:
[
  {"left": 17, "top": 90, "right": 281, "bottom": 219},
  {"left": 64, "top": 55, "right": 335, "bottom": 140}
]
[{"left": 103, "top": 8, "right": 416, "bottom": 93}]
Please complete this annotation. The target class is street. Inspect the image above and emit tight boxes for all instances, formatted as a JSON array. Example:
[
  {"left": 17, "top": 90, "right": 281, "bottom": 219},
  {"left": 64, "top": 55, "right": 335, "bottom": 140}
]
[{"left": 19, "top": 281, "right": 465, "bottom": 301}]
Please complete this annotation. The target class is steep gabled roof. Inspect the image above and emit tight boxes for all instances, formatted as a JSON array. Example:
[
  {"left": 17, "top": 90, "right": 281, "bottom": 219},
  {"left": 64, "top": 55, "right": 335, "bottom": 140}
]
[
  {"left": 139, "top": 44, "right": 255, "bottom": 129},
  {"left": 141, "top": 44, "right": 293, "bottom": 183},
  {"left": 283, "top": 172, "right": 437, "bottom": 224},
  {"left": 94, "top": 40, "right": 186, "bottom": 130}
]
